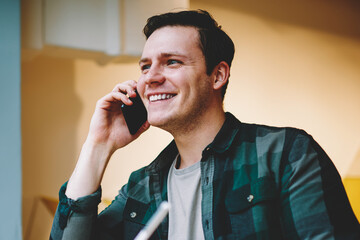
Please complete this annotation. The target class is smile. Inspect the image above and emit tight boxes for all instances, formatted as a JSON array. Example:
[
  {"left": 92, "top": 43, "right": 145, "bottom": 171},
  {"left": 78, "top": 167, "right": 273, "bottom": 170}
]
[{"left": 149, "top": 94, "right": 175, "bottom": 102}]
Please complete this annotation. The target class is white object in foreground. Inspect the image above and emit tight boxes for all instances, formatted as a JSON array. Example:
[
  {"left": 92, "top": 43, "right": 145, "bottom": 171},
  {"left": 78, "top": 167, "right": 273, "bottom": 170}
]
[{"left": 134, "top": 201, "right": 170, "bottom": 240}]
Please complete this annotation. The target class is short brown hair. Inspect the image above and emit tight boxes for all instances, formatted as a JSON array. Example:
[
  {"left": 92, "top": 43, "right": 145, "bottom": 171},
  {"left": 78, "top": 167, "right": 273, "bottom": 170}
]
[{"left": 143, "top": 10, "right": 235, "bottom": 99}]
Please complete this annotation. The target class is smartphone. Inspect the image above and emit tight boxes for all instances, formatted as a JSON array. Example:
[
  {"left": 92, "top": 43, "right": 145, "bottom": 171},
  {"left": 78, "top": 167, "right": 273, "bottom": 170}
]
[{"left": 121, "top": 91, "right": 147, "bottom": 135}]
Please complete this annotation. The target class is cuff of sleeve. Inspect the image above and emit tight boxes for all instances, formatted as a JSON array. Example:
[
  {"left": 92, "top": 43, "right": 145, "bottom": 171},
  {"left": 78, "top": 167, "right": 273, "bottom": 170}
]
[{"left": 58, "top": 181, "right": 102, "bottom": 230}]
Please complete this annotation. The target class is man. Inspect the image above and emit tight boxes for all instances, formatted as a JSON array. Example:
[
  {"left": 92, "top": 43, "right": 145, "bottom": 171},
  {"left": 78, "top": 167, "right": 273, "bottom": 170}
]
[{"left": 50, "top": 10, "right": 359, "bottom": 239}]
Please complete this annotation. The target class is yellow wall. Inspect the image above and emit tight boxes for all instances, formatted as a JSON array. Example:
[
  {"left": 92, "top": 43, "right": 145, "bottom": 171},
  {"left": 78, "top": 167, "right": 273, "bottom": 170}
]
[
  {"left": 343, "top": 178, "right": 360, "bottom": 220},
  {"left": 22, "top": 1, "right": 360, "bottom": 239},
  {"left": 343, "top": 150, "right": 360, "bottom": 219}
]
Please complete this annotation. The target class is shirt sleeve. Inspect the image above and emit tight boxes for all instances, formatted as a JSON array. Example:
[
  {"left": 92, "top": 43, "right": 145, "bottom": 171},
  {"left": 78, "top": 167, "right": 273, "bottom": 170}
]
[
  {"left": 280, "top": 130, "right": 360, "bottom": 239},
  {"left": 50, "top": 182, "right": 102, "bottom": 240},
  {"left": 50, "top": 182, "right": 130, "bottom": 240}
]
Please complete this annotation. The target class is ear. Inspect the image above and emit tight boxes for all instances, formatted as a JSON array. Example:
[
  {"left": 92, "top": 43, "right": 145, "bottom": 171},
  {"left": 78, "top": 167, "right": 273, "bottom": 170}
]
[{"left": 212, "top": 61, "right": 230, "bottom": 90}]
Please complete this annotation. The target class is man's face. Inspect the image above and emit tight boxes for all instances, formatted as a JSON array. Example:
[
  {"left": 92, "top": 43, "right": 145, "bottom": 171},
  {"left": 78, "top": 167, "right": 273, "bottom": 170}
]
[{"left": 137, "top": 26, "right": 214, "bottom": 132}]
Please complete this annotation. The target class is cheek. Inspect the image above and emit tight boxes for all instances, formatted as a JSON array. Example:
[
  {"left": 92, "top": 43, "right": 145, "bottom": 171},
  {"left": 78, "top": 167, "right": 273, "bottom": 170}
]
[{"left": 136, "top": 78, "right": 146, "bottom": 97}]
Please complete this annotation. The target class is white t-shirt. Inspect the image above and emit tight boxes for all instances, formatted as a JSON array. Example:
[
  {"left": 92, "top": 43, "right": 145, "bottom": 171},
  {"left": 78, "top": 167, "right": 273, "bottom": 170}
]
[{"left": 167, "top": 156, "right": 205, "bottom": 240}]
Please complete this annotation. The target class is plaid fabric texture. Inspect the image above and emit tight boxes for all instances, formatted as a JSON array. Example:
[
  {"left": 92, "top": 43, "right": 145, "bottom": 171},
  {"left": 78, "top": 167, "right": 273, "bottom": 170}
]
[{"left": 50, "top": 112, "right": 359, "bottom": 240}]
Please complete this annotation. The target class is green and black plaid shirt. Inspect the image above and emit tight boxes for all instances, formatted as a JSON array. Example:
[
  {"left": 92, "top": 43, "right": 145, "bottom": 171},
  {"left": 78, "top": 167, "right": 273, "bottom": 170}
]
[{"left": 51, "top": 112, "right": 359, "bottom": 240}]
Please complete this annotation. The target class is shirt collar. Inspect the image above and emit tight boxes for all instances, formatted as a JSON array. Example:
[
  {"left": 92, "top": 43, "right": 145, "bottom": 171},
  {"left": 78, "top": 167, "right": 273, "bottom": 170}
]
[
  {"left": 146, "top": 112, "right": 241, "bottom": 174},
  {"left": 206, "top": 112, "right": 240, "bottom": 154},
  {"left": 146, "top": 140, "right": 178, "bottom": 174}
]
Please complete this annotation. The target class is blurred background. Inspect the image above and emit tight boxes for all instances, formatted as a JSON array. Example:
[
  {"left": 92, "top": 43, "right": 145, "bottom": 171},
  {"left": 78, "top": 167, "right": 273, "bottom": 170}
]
[{"left": 1, "top": 0, "right": 359, "bottom": 239}]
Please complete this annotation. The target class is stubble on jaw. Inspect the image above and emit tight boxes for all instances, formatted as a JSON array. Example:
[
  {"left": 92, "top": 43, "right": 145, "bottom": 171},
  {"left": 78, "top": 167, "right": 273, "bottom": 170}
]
[{"left": 157, "top": 78, "right": 214, "bottom": 137}]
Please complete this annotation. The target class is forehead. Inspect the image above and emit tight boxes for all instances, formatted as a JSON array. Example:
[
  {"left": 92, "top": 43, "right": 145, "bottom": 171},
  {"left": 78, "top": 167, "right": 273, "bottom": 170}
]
[{"left": 141, "top": 26, "right": 202, "bottom": 58}]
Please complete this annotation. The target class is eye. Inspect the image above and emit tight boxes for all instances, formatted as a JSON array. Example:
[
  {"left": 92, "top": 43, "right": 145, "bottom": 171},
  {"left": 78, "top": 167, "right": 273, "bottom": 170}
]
[
  {"left": 167, "top": 59, "right": 182, "bottom": 65},
  {"left": 140, "top": 64, "right": 150, "bottom": 72}
]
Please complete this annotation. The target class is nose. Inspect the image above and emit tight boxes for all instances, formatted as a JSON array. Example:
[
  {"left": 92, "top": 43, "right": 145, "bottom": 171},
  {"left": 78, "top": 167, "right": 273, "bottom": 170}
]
[{"left": 144, "top": 64, "right": 165, "bottom": 86}]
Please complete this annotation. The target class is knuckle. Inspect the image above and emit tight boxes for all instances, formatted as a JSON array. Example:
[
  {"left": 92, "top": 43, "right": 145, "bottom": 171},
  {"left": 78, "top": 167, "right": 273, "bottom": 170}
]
[{"left": 96, "top": 99, "right": 103, "bottom": 106}]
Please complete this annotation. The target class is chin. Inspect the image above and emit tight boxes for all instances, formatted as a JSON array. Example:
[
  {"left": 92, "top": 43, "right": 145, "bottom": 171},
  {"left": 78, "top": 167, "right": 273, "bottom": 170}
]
[
  {"left": 148, "top": 112, "right": 179, "bottom": 132},
  {"left": 147, "top": 114, "right": 169, "bottom": 127}
]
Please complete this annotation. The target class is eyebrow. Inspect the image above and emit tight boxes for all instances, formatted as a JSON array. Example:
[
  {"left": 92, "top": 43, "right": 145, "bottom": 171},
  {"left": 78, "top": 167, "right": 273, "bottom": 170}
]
[{"left": 138, "top": 52, "right": 187, "bottom": 65}]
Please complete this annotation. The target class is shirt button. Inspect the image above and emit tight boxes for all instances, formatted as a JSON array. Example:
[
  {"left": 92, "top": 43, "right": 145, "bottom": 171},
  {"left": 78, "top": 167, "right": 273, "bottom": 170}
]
[
  {"left": 247, "top": 194, "right": 254, "bottom": 203},
  {"left": 205, "top": 220, "right": 209, "bottom": 229},
  {"left": 206, "top": 147, "right": 210, "bottom": 151},
  {"left": 130, "top": 212, "right": 137, "bottom": 218}
]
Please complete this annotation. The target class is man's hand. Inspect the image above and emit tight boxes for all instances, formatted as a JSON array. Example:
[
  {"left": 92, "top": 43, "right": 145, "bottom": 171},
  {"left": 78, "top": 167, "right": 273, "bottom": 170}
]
[
  {"left": 65, "top": 81, "right": 149, "bottom": 200},
  {"left": 87, "top": 80, "right": 149, "bottom": 153}
]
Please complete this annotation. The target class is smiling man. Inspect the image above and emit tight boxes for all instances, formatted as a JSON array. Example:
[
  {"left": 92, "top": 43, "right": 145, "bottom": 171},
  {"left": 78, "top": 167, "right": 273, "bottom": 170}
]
[{"left": 50, "top": 10, "right": 359, "bottom": 240}]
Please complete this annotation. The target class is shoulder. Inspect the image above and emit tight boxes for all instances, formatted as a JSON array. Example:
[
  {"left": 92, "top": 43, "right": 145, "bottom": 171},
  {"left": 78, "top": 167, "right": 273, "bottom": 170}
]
[
  {"left": 232, "top": 120, "right": 320, "bottom": 180},
  {"left": 120, "top": 166, "right": 151, "bottom": 204},
  {"left": 128, "top": 166, "right": 149, "bottom": 183},
  {"left": 237, "top": 120, "right": 312, "bottom": 151},
  {"left": 225, "top": 113, "right": 316, "bottom": 162}
]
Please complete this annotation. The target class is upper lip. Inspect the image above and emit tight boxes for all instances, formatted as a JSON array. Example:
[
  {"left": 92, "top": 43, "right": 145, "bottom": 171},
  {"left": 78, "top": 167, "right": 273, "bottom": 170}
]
[
  {"left": 146, "top": 92, "right": 177, "bottom": 102},
  {"left": 146, "top": 92, "right": 176, "bottom": 98}
]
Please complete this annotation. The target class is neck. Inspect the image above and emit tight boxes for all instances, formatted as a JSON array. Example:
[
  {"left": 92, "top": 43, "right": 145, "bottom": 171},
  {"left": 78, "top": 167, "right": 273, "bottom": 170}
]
[{"left": 172, "top": 109, "right": 226, "bottom": 169}]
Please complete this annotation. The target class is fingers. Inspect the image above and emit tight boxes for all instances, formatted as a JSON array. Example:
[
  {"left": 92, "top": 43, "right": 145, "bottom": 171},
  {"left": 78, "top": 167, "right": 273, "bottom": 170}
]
[
  {"left": 98, "top": 91, "right": 132, "bottom": 107},
  {"left": 112, "top": 80, "right": 137, "bottom": 98},
  {"left": 97, "top": 81, "right": 139, "bottom": 108}
]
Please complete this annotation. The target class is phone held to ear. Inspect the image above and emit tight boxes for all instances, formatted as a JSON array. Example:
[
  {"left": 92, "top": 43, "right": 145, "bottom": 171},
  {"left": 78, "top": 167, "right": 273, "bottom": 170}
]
[{"left": 121, "top": 91, "right": 147, "bottom": 135}]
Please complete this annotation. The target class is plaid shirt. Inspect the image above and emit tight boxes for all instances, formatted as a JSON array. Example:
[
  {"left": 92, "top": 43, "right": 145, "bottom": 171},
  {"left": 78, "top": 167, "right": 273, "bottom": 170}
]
[{"left": 50, "top": 112, "right": 359, "bottom": 240}]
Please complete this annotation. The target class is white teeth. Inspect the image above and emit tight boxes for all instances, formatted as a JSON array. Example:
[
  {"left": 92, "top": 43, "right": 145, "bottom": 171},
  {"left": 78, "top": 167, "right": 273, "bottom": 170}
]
[{"left": 149, "top": 94, "right": 174, "bottom": 102}]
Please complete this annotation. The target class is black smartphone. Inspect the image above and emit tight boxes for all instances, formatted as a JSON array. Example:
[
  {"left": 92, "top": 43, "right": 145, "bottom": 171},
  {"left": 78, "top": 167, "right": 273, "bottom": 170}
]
[{"left": 121, "top": 91, "right": 147, "bottom": 135}]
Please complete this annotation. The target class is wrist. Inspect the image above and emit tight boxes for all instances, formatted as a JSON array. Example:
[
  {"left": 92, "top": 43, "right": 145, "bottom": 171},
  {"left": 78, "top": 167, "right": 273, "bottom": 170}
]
[
  {"left": 66, "top": 139, "right": 114, "bottom": 199},
  {"left": 82, "top": 137, "right": 115, "bottom": 162},
  {"left": 84, "top": 134, "right": 117, "bottom": 155}
]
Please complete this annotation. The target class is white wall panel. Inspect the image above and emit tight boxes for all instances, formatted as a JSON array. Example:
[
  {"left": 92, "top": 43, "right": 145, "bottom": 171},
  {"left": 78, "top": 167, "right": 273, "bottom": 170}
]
[{"left": 22, "top": 0, "right": 189, "bottom": 61}]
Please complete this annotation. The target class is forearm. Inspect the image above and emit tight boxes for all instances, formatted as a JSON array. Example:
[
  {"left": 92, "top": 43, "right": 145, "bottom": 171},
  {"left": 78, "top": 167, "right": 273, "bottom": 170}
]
[{"left": 66, "top": 139, "right": 114, "bottom": 200}]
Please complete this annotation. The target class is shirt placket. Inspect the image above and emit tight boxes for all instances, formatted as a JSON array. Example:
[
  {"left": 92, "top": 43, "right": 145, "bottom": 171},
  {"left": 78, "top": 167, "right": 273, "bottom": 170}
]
[
  {"left": 150, "top": 171, "right": 169, "bottom": 239},
  {"left": 201, "top": 153, "right": 215, "bottom": 240}
]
